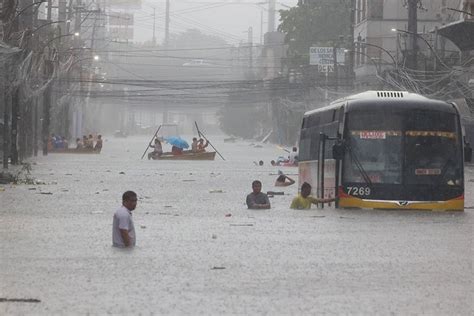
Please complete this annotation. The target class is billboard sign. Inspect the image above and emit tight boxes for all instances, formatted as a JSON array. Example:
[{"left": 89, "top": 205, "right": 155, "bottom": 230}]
[{"left": 309, "top": 47, "right": 345, "bottom": 70}]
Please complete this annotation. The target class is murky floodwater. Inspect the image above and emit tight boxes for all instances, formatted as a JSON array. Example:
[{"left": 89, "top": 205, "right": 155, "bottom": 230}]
[{"left": 1, "top": 135, "right": 472, "bottom": 314}]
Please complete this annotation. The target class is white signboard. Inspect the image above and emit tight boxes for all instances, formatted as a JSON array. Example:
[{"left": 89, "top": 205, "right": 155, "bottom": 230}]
[{"left": 310, "top": 47, "right": 346, "bottom": 70}]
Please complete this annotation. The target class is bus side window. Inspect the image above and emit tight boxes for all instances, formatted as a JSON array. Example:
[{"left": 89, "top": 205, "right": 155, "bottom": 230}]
[
  {"left": 337, "top": 106, "right": 345, "bottom": 135},
  {"left": 310, "top": 132, "right": 320, "bottom": 160},
  {"left": 302, "top": 117, "right": 308, "bottom": 129}
]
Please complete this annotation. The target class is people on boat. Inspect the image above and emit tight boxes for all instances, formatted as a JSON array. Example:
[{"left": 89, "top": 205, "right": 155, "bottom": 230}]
[
  {"left": 171, "top": 145, "right": 183, "bottom": 155},
  {"left": 86, "top": 134, "right": 95, "bottom": 149},
  {"left": 275, "top": 173, "right": 295, "bottom": 187},
  {"left": 197, "top": 138, "right": 208, "bottom": 152},
  {"left": 94, "top": 135, "right": 103, "bottom": 152},
  {"left": 82, "top": 135, "right": 88, "bottom": 148},
  {"left": 61, "top": 136, "right": 69, "bottom": 149},
  {"left": 191, "top": 137, "right": 199, "bottom": 153},
  {"left": 290, "top": 182, "right": 335, "bottom": 210},
  {"left": 148, "top": 138, "right": 163, "bottom": 159},
  {"left": 76, "top": 138, "right": 83, "bottom": 149},
  {"left": 246, "top": 180, "right": 271, "bottom": 209}
]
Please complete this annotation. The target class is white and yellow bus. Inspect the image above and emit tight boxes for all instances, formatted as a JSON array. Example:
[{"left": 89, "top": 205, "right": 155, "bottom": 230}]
[{"left": 298, "top": 91, "right": 470, "bottom": 211}]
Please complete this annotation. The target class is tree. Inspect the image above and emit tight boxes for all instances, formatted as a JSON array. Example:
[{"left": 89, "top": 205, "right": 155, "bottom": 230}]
[{"left": 278, "top": 0, "right": 352, "bottom": 69}]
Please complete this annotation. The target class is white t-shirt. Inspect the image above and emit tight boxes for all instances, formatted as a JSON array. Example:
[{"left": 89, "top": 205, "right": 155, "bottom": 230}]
[
  {"left": 289, "top": 150, "right": 299, "bottom": 163},
  {"left": 112, "top": 206, "right": 136, "bottom": 247}
]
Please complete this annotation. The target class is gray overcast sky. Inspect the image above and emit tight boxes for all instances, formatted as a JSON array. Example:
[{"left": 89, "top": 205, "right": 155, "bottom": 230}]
[{"left": 131, "top": 0, "right": 297, "bottom": 45}]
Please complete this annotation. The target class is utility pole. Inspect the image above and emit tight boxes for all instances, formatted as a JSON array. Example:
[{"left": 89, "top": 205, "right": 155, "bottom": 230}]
[
  {"left": 407, "top": 0, "right": 419, "bottom": 69},
  {"left": 348, "top": 0, "right": 355, "bottom": 89},
  {"left": 152, "top": 7, "right": 156, "bottom": 46},
  {"left": 333, "top": 46, "right": 338, "bottom": 92},
  {"left": 248, "top": 26, "right": 253, "bottom": 78},
  {"left": 2, "top": 76, "right": 10, "bottom": 169},
  {"left": 268, "top": 0, "right": 275, "bottom": 33},
  {"left": 42, "top": 61, "right": 53, "bottom": 156},
  {"left": 58, "top": 0, "right": 67, "bottom": 35},
  {"left": 165, "top": 0, "right": 170, "bottom": 47},
  {"left": 2, "top": 0, "right": 15, "bottom": 169},
  {"left": 47, "top": 0, "right": 52, "bottom": 20},
  {"left": 10, "top": 86, "right": 19, "bottom": 164}
]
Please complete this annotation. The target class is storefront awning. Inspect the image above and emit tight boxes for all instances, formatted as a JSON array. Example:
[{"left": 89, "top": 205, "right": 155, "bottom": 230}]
[{"left": 437, "top": 20, "right": 474, "bottom": 51}]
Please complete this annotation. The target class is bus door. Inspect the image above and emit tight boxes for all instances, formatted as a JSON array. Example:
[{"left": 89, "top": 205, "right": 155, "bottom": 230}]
[{"left": 317, "top": 132, "right": 338, "bottom": 208}]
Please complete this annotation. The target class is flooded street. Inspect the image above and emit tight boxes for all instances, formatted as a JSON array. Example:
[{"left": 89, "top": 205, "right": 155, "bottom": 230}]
[{"left": 1, "top": 135, "right": 473, "bottom": 315}]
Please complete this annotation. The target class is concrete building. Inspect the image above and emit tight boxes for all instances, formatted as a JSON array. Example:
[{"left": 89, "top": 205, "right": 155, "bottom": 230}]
[{"left": 353, "top": 0, "right": 461, "bottom": 88}]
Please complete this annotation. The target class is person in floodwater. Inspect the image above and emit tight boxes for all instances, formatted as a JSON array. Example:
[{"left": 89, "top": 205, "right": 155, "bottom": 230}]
[
  {"left": 246, "top": 180, "right": 271, "bottom": 209},
  {"left": 112, "top": 191, "right": 138, "bottom": 248},
  {"left": 275, "top": 173, "right": 295, "bottom": 187},
  {"left": 148, "top": 138, "right": 163, "bottom": 159},
  {"left": 290, "top": 182, "right": 335, "bottom": 210}
]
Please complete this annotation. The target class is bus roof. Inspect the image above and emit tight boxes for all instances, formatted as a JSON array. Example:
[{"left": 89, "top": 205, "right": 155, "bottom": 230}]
[{"left": 304, "top": 91, "right": 457, "bottom": 117}]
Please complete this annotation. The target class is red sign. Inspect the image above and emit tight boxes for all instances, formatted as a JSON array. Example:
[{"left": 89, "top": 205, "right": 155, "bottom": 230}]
[
  {"left": 360, "top": 131, "right": 386, "bottom": 139},
  {"left": 415, "top": 169, "right": 441, "bottom": 175}
]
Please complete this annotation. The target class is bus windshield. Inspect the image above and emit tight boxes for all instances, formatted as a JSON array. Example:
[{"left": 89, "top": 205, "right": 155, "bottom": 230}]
[{"left": 343, "top": 109, "right": 462, "bottom": 186}]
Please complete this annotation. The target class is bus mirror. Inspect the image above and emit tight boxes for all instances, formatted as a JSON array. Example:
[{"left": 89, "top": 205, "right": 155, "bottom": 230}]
[
  {"left": 332, "top": 142, "right": 345, "bottom": 160},
  {"left": 465, "top": 143, "right": 472, "bottom": 162}
]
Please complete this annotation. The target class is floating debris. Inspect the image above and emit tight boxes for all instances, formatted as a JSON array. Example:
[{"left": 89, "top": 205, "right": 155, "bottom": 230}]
[
  {"left": 119, "top": 172, "right": 125, "bottom": 175},
  {"left": 209, "top": 189, "right": 224, "bottom": 193},
  {"left": 39, "top": 192, "right": 53, "bottom": 195},
  {"left": 0, "top": 298, "right": 41, "bottom": 303},
  {"left": 230, "top": 223, "right": 254, "bottom": 227},
  {"left": 211, "top": 266, "right": 226, "bottom": 270},
  {"left": 182, "top": 179, "right": 195, "bottom": 182},
  {"left": 267, "top": 191, "right": 284, "bottom": 195},
  {"left": 225, "top": 213, "right": 232, "bottom": 217}
]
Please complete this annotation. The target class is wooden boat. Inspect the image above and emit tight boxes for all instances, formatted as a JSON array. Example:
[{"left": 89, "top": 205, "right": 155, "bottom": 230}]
[
  {"left": 153, "top": 151, "right": 216, "bottom": 160},
  {"left": 49, "top": 148, "right": 101, "bottom": 154}
]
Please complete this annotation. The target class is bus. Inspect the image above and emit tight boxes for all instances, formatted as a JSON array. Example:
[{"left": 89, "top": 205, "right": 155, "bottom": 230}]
[{"left": 298, "top": 91, "right": 470, "bottom": 211}]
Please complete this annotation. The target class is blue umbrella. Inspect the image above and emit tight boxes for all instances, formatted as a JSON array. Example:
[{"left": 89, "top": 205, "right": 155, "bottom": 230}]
[{"left": 165, "top": 136, "right": 189, "bottom": 149}]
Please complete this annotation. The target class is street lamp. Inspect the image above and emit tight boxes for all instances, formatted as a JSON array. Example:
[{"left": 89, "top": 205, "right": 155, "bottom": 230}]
[{"left": 391, "top": 28, "right": 447, "bottom": 70}]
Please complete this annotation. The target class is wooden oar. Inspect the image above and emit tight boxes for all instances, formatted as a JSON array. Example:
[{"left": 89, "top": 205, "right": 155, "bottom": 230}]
[
  {"left": 195, "top": 121, "right": 225, "bottom": 161},
  {"left": 276, "top": 145, "right": 290, "bottom": 153},
  {"left": 141, "top": 125, "right": 162, "bottom": 159}
]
